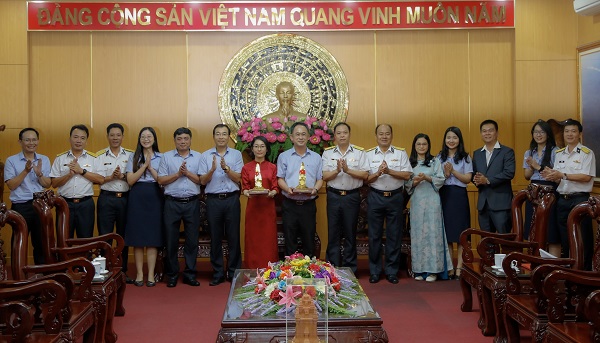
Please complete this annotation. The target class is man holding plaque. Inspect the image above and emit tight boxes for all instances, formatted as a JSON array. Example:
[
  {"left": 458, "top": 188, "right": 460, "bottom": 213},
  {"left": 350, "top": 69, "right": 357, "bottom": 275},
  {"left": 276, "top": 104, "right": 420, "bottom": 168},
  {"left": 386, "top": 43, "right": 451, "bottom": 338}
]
[
  {"left": 277, "top": 122, "right": 323, "bottom": 257},
  {"left": 200, "top": 124, "right": 243, "bottom": 286},
  {"left": 322, "top": 123, "right": 369, "bottom": 274}
]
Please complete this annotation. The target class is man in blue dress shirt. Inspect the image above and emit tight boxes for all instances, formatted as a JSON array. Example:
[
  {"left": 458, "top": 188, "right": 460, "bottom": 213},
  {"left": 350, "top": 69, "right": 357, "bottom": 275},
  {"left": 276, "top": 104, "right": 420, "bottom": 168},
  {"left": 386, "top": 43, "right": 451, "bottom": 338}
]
[
  {"left": 277, "top": 122, "right": 323, "bottom": 257},
  {"left": 4, "top": 128, "right": 51, "bottom": 264},
  {"left": 200, "top": 124, "right": 243, "bottom": 286},
  {"left": 158, "top": 127, "right": 203, "bottom": 288}
]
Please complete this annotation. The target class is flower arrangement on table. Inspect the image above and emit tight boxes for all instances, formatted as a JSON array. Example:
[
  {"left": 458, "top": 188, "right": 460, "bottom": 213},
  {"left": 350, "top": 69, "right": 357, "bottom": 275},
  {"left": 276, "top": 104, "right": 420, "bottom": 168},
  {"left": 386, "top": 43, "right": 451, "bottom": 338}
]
[
  {"left": 233, "top": 253, "right": 362, "bottom": 317},
  {"left": 235, "top": 115, "right": 334, "bottom": 162}
]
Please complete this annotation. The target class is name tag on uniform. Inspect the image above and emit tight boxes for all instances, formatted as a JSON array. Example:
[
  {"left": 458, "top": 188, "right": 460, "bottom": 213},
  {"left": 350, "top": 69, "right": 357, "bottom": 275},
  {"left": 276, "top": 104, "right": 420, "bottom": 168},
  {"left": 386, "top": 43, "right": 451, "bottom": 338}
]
[{"left": 104, "top": 162, "right": 112, "bottom": 165}]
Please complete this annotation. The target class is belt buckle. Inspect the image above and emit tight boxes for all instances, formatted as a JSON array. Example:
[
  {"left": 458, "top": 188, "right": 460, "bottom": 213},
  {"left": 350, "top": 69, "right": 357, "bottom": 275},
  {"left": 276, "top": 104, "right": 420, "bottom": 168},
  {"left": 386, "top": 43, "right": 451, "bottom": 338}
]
[
  {"left": 383, "top": 191, "right": 392, "bottom": 197},
  {"left": 219, "top": 194, "right": 227, "bottom": 199},
  {"left": 339, "top": 190, "right": 347, "bottom": 196},
  {"left": 296, "top": 200, "right": 305, "bottom": 205},
  {"left": 73, "top": 198, "right": 81, "bottom": 204},
  {"left": 116, "top": 192, "right": 122, "bottom": 198}
]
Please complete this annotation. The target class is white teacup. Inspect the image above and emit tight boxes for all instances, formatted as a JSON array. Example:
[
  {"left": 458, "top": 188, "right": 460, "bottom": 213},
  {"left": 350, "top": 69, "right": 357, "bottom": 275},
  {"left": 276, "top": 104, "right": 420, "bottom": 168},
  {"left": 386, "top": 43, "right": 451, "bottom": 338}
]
[
  {"left": 92, "top": 261, "right": 102, "bottom": 276},
  {"left": 93, "top": 256, "right": 106, "bottom": 273},
  {"left": 494, "top": 253, "right": 506, "bottom": 267}
]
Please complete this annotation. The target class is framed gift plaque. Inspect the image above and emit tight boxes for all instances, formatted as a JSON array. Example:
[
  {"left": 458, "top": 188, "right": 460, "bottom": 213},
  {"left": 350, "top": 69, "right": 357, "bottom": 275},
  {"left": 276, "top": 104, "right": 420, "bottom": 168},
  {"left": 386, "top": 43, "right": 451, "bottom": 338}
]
[
  {"left": 218, "top": 33, "right": 349, "bottom": 135},
  {"left": 578, "top": 42, "right": 600, "bottom": 184}
]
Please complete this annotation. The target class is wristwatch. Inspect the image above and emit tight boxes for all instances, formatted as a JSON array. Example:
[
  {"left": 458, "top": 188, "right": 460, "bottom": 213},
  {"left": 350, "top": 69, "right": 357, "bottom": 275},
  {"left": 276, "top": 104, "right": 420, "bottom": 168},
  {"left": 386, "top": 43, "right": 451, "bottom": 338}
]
[
  {"left": 223, "top": 166, "right": 230, "bottom": 173},
  {"left": 81, "top": 169, "right": 87, "bottom": 176},
  {"left": 563, "top": 173, "right": 568, "bottom": 180}
]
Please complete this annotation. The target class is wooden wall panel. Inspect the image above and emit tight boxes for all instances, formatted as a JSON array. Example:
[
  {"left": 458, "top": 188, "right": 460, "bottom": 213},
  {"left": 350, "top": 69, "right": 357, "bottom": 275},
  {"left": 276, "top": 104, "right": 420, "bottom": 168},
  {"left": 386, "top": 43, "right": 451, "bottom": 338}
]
[
  {"left": 187, "top": 32, "right": 265, "bottom": 151},
  {"left": 515, "top": 0, "right": 578, "bottom": 61},
  {"left": 91, "top": 32, "right": 188, "bottom": 152},
  {"left": 577, "top": 15, "right": 600, "bottom": 46},
  {"left": 0, "top": 1, "right": 27, "bottom": 65},
  {"left": 0, "top": 66, "right": 28, "bottom": 128},
  {"left": 468, "top": 30, "right": 515, "bottom": 154},
  {"left": 29, "top": 32, "right": 92, "bottom": 157},
  {"left": 376, "top": 30, "right": 471, "bottom": 150},
  {"left": 515, "top": 60, "right": 577, "bottom": 123}
]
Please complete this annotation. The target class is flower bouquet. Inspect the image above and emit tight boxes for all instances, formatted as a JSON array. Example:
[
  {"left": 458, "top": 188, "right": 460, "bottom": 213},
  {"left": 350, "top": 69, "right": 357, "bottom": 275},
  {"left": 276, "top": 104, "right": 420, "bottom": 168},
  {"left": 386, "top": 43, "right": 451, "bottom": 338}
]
[
  {"left": 235, "top": 115, "right": 334, "bottom": 162},
  {"left": 233, "top": 253, "right": 363, "bottom": 318}
]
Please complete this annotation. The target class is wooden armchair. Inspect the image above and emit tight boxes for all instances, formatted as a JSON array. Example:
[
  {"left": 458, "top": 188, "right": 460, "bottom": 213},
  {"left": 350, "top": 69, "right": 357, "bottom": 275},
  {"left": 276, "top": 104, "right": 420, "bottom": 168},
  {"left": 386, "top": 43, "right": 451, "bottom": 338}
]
[
  {"left": 502, "top": 195, "right": 600, "bottom": 343},
  {"left": 459, "top": 183, "right": 555, "bottom": 335},
  {"left": 0, "top": 279, "right": 67, "bottom": 343},
  {"left": 33, "top": 190, "right": 123, "bottom": 343},
  {"left": 543, "top": 269, "right": 600, "bottom": 343},
  {"left": 0, "top": 203, "right": 97, "bottom": 343}
]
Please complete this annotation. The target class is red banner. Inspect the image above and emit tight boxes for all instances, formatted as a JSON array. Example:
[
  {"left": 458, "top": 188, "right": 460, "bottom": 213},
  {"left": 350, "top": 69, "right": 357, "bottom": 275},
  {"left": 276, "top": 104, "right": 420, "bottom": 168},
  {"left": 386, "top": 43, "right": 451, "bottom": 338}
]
[{"left": 27, "top": 1, "right": 514, "bottom": 31}]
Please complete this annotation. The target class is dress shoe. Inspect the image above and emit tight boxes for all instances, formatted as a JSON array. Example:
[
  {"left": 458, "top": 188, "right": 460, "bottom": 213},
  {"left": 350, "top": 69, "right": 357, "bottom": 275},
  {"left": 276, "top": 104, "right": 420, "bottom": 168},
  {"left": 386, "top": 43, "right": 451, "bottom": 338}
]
[
  {"left": 386, "top": 274, "right": 399, "bottom": 284},
  {"left": 146, "top": 281, "right": 156, "bottom": 287},
  {"left": 166, "top": 278, "right": 178, "bottom": 288},
  {"left": 209, "top": 276, "right": 225, "bottom": 286},
  {"left": 369, "top": 274, "right": 380, "bottom": 284},
  {"left": 426, "top": 274, "right": 437, "bottom": 282},
  {"left": 183, "top": 277, "right": 200, "bottom": 286},
  {"left": 125, "top": 275, "right": 135, "bottom": 284},
  {"left": 133, "top": 280, "right": 144, "bottom": 287}
]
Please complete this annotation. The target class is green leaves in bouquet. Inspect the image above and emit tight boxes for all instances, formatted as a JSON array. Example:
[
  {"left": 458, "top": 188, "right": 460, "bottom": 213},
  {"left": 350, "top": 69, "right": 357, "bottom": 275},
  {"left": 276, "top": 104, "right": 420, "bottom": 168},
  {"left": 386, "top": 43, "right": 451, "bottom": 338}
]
[{"left": 235, "top": 115, "right": 333, "bottom": 163}]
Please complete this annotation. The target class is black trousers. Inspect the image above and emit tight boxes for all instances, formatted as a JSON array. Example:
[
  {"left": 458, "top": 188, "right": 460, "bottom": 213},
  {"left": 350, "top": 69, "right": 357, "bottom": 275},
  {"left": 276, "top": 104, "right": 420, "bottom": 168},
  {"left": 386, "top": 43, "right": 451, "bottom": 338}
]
[
  {"left": 282, "top": 198, "right": 317, "bottom": 257},
  {"left": 12, "top": 201, "right": 45, "bottom": 265},
  {"left": 66, "top": 197, "right": 95, "bottom": 238},
  {"left": 97, "top": 192, "right": 129, "bottom": 272},
  {"left": 367, "top": 191, "right": 404, "bottom": 276},
  {"left": 206, "top": 195, "right": 241, "bottom": 279},
  {"left": 478, "top": 203, "right": 511, "bottom": 234},
  {"left": 556, "top": 194, "right": 594, "bottom": 270},
  {"left": 325, "top": 190, "right": 360, "bottom": 273},
  {"left": 163, "top": 198, "right": 200, "bottom": 280}
]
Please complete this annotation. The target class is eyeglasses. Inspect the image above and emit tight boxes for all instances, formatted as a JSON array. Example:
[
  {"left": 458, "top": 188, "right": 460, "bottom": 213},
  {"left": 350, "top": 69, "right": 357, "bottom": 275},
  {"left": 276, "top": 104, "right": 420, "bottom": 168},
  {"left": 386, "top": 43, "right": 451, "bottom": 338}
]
[{"left": 533, "top": 131, "right": 546, "bottom": 135}]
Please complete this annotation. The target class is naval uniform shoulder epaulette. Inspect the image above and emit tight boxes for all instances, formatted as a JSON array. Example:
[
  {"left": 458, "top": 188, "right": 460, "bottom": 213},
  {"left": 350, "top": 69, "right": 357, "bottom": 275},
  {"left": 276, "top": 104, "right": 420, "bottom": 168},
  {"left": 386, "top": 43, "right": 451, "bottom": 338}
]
[
  {"left": 324, "top": 146, "right": 335, "bottom": 151},
  {"left": 124, "top": 148, "right": 134, "bottom": 153},
  {"left": 393, "top": 146, "right": 405, "bottom": 151},
  {"left": 353, "top": 145, "right": 364, "bottom": 151},
  {"left": 86, "top": 151, "right": 98, "bottom": 158},
  {"left": 56, "top": 150, "right": 69, "bottom": 157},
  {"left": 95, "top": 149, "right": 107, "bottom": 156},
  {"left": 580, "top": 146, "right": 591, "bottom": 154},
  {"left": 556, "top": 147, "right": 566, "bottom": 153},
  {"left": 366, "top": 147, "right": 377, "bottom": 152}
]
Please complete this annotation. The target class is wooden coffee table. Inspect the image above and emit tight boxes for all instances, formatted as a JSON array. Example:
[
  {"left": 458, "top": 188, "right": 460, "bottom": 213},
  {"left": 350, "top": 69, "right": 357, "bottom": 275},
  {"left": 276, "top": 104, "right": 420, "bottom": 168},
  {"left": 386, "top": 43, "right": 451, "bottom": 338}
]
[{"left": 217, "top": 268, "right": 389, "bottom": 343}]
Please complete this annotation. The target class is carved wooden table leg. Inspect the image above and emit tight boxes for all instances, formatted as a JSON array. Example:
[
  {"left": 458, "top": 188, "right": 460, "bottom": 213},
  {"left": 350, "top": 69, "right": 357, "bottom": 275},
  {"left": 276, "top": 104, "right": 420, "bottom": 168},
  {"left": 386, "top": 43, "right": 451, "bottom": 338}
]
[
  {"left": 92, "top": 277, "right": 118, "bottom": 343},
  {"left": 491, "top": 281, "right": 508, "bottom": 343},
  {"left": 114, "top": 272, "right": 126, "bottom": 316},
  {"left": 480, "top": 279, "right": 495, "bottom": 336}
]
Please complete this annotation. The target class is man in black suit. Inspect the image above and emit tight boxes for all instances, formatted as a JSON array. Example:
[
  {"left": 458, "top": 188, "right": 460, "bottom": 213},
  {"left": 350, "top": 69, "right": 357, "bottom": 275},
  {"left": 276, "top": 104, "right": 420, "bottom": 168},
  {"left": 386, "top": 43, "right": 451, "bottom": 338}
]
[{"left": 472, "top": 119, "right": 515, "bottom": 233}]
